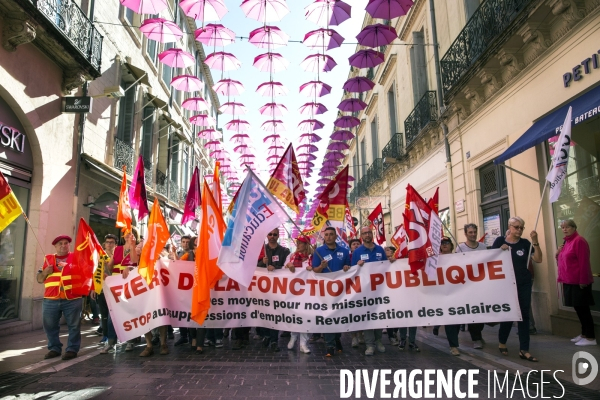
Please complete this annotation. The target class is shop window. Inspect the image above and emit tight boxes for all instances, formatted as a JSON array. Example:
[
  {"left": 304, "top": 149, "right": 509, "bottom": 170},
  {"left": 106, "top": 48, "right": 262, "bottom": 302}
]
[{"left": 479, "top": 162, "right": 509, "bottom": 247}]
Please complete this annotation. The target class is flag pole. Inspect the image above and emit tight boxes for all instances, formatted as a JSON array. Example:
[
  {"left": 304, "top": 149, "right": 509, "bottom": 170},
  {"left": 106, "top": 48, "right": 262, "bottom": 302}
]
[
  {"left": 21, "top": 212, "right": 46, "bottom": 255},
  {"left": 526, "top": 177, "right": 549, "bottom": 264}
]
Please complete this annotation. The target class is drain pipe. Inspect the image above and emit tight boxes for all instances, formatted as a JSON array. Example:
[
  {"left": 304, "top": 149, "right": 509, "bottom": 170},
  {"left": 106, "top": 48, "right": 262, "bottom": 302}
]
[{"left": 429, "top": 0, "right": 456, "bottom": 239}]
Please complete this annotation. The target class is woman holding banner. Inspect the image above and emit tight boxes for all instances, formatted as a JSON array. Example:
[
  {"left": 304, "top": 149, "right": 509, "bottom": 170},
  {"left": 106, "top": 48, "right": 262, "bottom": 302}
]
[{"left": 493, "top": 217, "right": 542, "bottom": 362}]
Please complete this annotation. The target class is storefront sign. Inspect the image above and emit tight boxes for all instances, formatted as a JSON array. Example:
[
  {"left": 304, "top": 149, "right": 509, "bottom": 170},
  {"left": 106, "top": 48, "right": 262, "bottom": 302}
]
[
  {"left": 61, "top": 96, "right": 93, "bottom": 113},
  {"left": 0, "top": 122, "right": 26, "bottom": 153},
  {"left": 563, "top": 52, "right": 599, "bottom": 88}
]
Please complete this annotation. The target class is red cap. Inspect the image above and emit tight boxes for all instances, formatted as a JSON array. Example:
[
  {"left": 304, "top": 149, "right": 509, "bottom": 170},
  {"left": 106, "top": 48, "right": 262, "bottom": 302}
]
[
  {"left": 52, "top": 235, "right": 72, "bottom": 245},
  {"left": 295, "top": 235, "right": 310, "bottom": 244}
]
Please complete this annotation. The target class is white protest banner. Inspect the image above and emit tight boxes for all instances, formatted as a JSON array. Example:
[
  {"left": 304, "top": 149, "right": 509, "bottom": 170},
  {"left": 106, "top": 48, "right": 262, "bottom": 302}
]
[{"left": 104, "top": 251, "right": 521, "bottom": 341}]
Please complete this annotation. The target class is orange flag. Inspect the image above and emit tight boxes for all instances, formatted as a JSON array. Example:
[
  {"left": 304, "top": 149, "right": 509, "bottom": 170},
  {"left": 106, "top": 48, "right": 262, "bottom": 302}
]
[
  {"left": 72, "top": 218, "right": 106, "bottom": 296},
  {"left": 192, "top": 182, "right": 225, "bottom": 325},
  {"left": 138, "top": 200, "right": 170, "bottom": 284},
  {"left": 212, "top": 161, "right": 222, "bottom": 213},
  {"left": 116, "top": 166, "right": 132, "bottom": 233}
]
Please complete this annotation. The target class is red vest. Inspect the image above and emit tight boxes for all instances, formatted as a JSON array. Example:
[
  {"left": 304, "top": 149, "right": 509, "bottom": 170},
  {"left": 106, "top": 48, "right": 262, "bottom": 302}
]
[
  {"left": 111, "top": 246, "right": 135, "bottom": 275},
  {"left": 43, "top": 253, "right": 80, "bottom": 300}
]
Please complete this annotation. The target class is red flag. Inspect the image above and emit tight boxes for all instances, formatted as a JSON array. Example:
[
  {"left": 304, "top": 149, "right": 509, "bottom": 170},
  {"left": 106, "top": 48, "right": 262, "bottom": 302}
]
[
  {"left": 427, "top": 187, "right": 439, "bottom": 214},
  {"left": 72, "top": 218, "right": 105, "bottom": 296},
  {"left": 478, "top": 233, "right": 487, "bottom": 243},
  {"left": 308, "top": 166, "right": 349, "bottom": 233},
  {"left": 116, "top": 166, "right": 132, "bottom": 233},
  {"left": 182, "top": 167, "right": 201, "bottom": 226},
  {"left": 390, "top": 224, "right": 408, "bottom": 259},
  {"left": 129, "top": 156, "right": 150, "bottom": 220},
  {"left": 405, "top": 184, "right": 435, "bottom": 274},
  {"left": 344, "top": 201, "right": 357, "bottom": 240},
  {"left": 266, "top": 144, "right": 306, "bottom": 213},
  {"left": 367, "top": 203, "right": 386, "bottom": 245}
]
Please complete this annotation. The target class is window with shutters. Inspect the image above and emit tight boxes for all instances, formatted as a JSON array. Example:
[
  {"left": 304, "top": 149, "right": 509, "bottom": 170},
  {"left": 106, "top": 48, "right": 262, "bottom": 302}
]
[
  {"left": 409, "top": 29, "right": 429, "bottom": 106},
  {"left": 161, "top": 43, "right": 173, "bottom": 90},
  {"left": 388, "top": 86, "right": 398, "bottom": 135},
  {"left": 170, "top": 136, "right": 180, "bottom": 181},
  {"left": 479, "top": 162, "right": 507, "bottom": 204},
  {"left": 182, "top": 145, "right": 190, "bottom": 190},
  {"left": 360, "top": 140, "right": 367, "bottom": 177},
  {"left": 479, "top": 162, "right": 510, "bottom": 247},
  {"left": 371, "top": 118, "right": 378, "bottom": 162},
  {"left": 117, "top": 80, "right": 136, "bottom": 145},
  {"left": 141, "top": 106, "right": 154, "bottom": 165}
]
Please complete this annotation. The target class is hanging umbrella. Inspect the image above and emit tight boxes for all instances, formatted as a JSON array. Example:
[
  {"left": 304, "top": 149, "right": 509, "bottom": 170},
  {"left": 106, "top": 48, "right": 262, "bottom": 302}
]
[
  {"left": 299, "top": 133, "right": 322, "bottom": 143},
  {"left": 219, "top": 102, "right": 247, "bottom": 115},
  {"left": 259, "top": 103, "right": 288, "bottom": 116},
  {"left": 331, "top": 130, "right": 355, "bottom": 140},
  {"left": 121, "top": 0, "right": 167, "bottom": 14},
  {"left": 241, "top": 0, "right": 290, "bottom": 22},
  {"left": 300, "top": 54, "right": 337, "bottom": 73},
  {"left": 298, "top": 144, "right": 318, "bottom": 153},
  {"left": 356, "top": 23, "right": 398, "bottom": 47},
  {"left": 325, "top": 151, "right": 345, "bottom": 160},
  {"left": 256, "top": 81, "right": 288, "bottom": 97},
  {"left": 248, "top": 25, "right": 290, "bottom": 49},
  {"left": 158, "top": 48, "right": 195, "bottom": 68},
  {"left": 299, "top": 80, "right": 332, "bottom": 97},
  {"left": 195, "top": 23, "right": 235, "bottom": 46},
  {"left": 268, "top": 145, "right": 285, "bottom": 152},
  {"left": 328, "top": 142, "right": 350, "bottom": 151},
  {"left": 225, "top": 119, "right": 251, "bottom": 131},
  {"left": 299, "top": 102, "right": 327, "bottom": 115},
  {"left": 140, "top": 18, "right": 183, "bottom": 43},
  {"left": 213, "top": 79, "right": 245, "bottom": 96},
  {"left": 317, "top": 178, "right": 332, "bottom": 185},
  {"left": 334, "top": 115, "right": 360, "bottom": 128},
  {"left": 297, "top": 153, "right": 317, "bottom": 161},
  {"left": 298, "top": 119, "right": 324, "bottom": 131},
  {"left": 261, "top": 120, "right": 286, "bottom": 132},
  {"left": 366, "top": 0, "right": 413, "bottom": 19},
  {"left": 199, "top": 129, "right": 222, "bottom": 140},
  {"left": 210, "top": 149, "right": 224, "bottom": 158},
  {"left": 182, "top": 97, "right": 209, "bottom": 111},
  {"left": 267, "top": 154, "right": 282, "bottom": 162},
  {"left": 338, "top": 98, "right": 368, "bottom": 112},
  {"left": 303, "top": 28, "right": 345, "bottom": 50},
  {"left": 323, "top": 159, "right": 342, "bottom": 167},
  {"left": 298, "top": 160, "right": 315, "bottom": 168},
  {"left": 180, "top": 0, "right": 228, "bottom": 21},
  {"left": 349, "top": 49, "right": 385, "bottom": 68},
  {"left": 204, "top": 140, "right": 222, "bottom": 150},
  {"left": 305, "top": 0, "right": 352, "bottom": 27},
  {"left": 231, "top": 133, "right": 251, "bottom": 143},
  {"left": 253, "top": 53, "right": 289, "bottom": 73},
  {"left": 190, "top": 114, "right": 217, "bottom": 126},
  {"left": 343, "top": 76, "right": 375, "bottom": 92},
  {"left": 234, "top": 144, "right": 250, "bottom": 154},
  {"left": 263, "top": 133, "right": 282, "bottom": 142},
  {"left": 205, "top": 52, "right": 241, "bottom": 71},
  {"left": 171, "top": 75, "right": 204, "bottom": 92}
]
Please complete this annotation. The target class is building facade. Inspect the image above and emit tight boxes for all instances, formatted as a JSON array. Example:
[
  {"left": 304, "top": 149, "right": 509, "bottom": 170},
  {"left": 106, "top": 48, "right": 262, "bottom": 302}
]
[{"left": 0, "top": 0, "right": 219, "bottom": 335}]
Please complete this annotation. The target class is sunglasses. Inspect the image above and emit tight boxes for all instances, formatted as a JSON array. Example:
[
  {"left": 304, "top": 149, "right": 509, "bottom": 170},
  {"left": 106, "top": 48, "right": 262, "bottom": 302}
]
[
  {"left": 511, "top": 225, "right": 524, "bottom": 230},
  {"left": 268, "top": 233, "right": 279, "bottom": 237}
]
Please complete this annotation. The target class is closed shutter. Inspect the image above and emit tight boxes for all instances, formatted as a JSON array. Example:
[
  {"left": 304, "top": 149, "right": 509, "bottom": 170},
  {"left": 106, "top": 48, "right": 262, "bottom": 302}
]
[
  {"left": 117, "top": 82, "right": 136, "bottom": 144},
  {"left": 141, "top": 106, "right": 154, "bottom": 164}
]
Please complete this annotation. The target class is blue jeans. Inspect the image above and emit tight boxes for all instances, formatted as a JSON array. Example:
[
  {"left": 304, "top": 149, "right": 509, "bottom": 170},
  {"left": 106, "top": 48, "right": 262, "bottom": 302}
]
[
  {"left": 398, "top": 327, "right": 417, "bottom": 343},
  {"left": 324, "top": 332, "right": 341, "bottom": 348},
  {"left": 445, "top": 325, "right": 460, "bottom": 348},
  {"left": 106, "top": 312, "right": 117, "bottom": 341},
  {"left": 499, "top": 281, "right": 532, "bottom": 351},
  {"left": 42, "top": 298, "right": 83, "bottom": 354}
]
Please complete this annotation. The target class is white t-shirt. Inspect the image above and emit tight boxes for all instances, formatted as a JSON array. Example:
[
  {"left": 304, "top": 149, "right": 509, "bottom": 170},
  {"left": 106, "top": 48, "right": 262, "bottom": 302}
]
[{"left": 456, "top": 242, "right": 487, "bottom": 253}]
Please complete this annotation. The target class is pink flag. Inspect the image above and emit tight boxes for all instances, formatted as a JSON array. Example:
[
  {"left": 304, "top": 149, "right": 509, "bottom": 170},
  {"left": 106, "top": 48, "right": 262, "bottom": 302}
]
[
  {"left": 129, "top": 156, "right": 150, "bottom": 220},
  {"left": 182, "top": 166, "right": 201, "bottom": 226}
]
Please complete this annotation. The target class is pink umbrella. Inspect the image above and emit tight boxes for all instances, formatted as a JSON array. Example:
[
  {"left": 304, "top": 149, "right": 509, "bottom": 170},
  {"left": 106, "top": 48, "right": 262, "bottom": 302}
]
[
  {"left": 239, "top": 154, "right": 256, "bottom": 160},
  {"left": 267, "top": 154, "right": 281, "bottom": 162},
  {"left": 299, "top": 133, "right": 322, "bottom": 143},
  {"left": 299, "top": 102, "right": 327, "bottom": 115},
  {"left": 219, "top": 102, "right": 247, "bottom": 115},
  {"left": 325, "top": 151, "right": 345, "bottom": 160},
  {"left": 233, "top": 144, "right": 249, "bottom": 153},
  {"left": 317, "top": 178, "right": 331, "bottom": 185},
  {"left": 140, "top": 18, "right": 183, "bottom": 43},
  {"left": 205, "top": 51, "right": 241, "bottom": 71},
  {"left": 231, "top": 133, "right": 251, "bottom": 144},
  {"left": 298, "top": 144, "right": 318, "bottom": 153},
  {"left": 366, "top": 0, "right": 413, "bottom": 19},
  {"left": 299, "top": 80, "right": 332, "bottom": 97},
  {"left": 225, "top": 120, "right": 251, "bottom": 131},
  {"left": 356, "top": 24, "right": 398, "bottom": 47},
  {"left": 338, "top": 98, "right": 367, "bottom": 112},
  {"left": 213, "top": 79, "right": 245, "bottom": 96},
  {"left": 268, "top": 145, "right": 284, "bottom": 152},
  {"left": 195, "top": 24, "right": 235, "bottom": 46},
  {"left": 171, "top": 75, "right": 204, "bottom": 92},
  {"left": 190, "top": 114, "right": 217, "bottom": 126},
  {"left": 253, "top": 53, "right": 289, "bottom": 73},
  {"left": 181, "top": 0, "right": 228, "bottom": 21},
  {"left": 204, "top": 140, "right": 222, "bottom": 150},
  {"left": 331, "top": 130, "right": 355, "bottom": 140},
  {"left": 349, "top": 49, "right": 385, "bottom": 68},
  {"left": 159, "top": 48, "right": 195, "bottom": 68},
  {"left": 248, "top": 26, "right": 290, "bottom": 49},
  {"left": 303, "top": 28, "right": 345, "bottom": 50},
  {"left": 334, "top": 116, "right": 360, "bottom": 128},
  {"left": 241, "top": 0, "right": 290, "bottom": 22},
  {"left": 343, "top": 76, "right": 375, "bottom": 92},
  {"left": 263, "top": 133, "right": 282, "bottom": 142},
  {"left": 182, "top": 97, "right": 208, "bottom": 111},
  {"left": 347, "top": 175, "right": 355, "bottom": 182},
  {"left": 262, "top": 120, "right": 286, "bottom": 132},
  {"left": 305, "top": 0, "right": 352, "bottom": 27},
  {"left": 328, "top": 142, "right": 350, "bottom": 151},
  {"left": 264, "top": 137, "right": 286, "bottom": 147},
  {"left": 323, "top": 159, "right": 342, "bottom": 167},
  {"left": 259, "top": 103, "right": 288, "bottom": 116},
  {"left": 297, "top": 153, "right": 317, "bottom": 161},
  {"left": 298, "top": 119, "right": 324, "bottom": 131},
  {"left": 300, "top": 54, "right": 337, "bottom": 73},
  {"left": 199, "top": 129, "right": 222, "bottom": 140},
  {"left": 121, "top": 0, "right": 167, "bottom": 14},
  {"left": 256, "top": 81, "right": 288, "bottom": 97},
  {"left": 210, "top": 149, "right": 224, "bottom": 158},
  {"left": 298, "top": 160, "right": 315, "bottom": 168}
]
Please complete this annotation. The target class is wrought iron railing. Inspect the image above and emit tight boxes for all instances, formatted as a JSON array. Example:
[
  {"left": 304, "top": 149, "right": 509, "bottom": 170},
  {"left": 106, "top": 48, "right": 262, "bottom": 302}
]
[
  {"left": 144, "top": 164, "right": 153, "bottom": 189},
  {"left": 155, "top": 170, "right": 167, "bottom": 197},
  {"left": 348, "top": 188, "right": 356, "bottom": 206},
  {"left": 113, "top": 138, "right": 134, "bottom": 173},
  {"left": 169, "top": 180, "right": 179, "bottom": 203},
  {"left": 180, "top": 188, "right": 188, "bottom": 205},
  {"left": 366, "top": 158, "right": 384, "bottom": 187},
  {"left": 440, "top": 0, "right": 531, "bottom": 94},
  {"left": 31, "top": 0, "right": 103, "bottom": 73},
  {"left": 404, "top": 91, "right": 437, "bottom": 146},
  {"left": 577, "top": 176, "right": 600, "bottom": 199}
]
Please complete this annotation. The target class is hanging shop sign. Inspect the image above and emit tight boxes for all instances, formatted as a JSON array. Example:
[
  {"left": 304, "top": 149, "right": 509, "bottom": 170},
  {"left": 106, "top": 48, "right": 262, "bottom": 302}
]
[{"left": 61, "top": 96, "right": 93, "bottom": 113}]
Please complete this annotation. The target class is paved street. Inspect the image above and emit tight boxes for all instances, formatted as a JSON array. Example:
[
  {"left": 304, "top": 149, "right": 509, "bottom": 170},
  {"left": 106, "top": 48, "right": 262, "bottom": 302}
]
[{"left": 1, "top": 321, "right": 599, "bottom": 400}]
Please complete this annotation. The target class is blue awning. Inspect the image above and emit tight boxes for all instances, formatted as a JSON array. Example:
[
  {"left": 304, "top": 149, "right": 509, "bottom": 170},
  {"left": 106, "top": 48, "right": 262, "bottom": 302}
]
[{"left": 494, "top": 84, "right": 600, "bottom": 164}]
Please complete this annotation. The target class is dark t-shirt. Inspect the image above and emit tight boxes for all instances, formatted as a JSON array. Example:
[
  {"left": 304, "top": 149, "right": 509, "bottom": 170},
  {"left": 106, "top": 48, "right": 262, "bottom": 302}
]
[{"left": 492, "top": 236, "right": 533, "bottom": 284}]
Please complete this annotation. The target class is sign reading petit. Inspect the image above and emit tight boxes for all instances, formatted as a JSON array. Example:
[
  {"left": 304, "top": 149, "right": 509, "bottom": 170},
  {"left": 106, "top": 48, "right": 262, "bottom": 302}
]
[
  {"left": 563, "top": 51, "right": 599, "bottom": 87},
  {"left": 61, "top": 96, "right": 93, "bottom": 113}
]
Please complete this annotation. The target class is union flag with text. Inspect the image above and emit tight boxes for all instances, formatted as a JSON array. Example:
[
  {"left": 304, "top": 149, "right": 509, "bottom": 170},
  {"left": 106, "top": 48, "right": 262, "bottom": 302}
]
[
  {"left": 307, "top": 166, "right": 349, "bottom": 234},
  {"left": 267, "top": 144, "right": 306, "bottom": 214},
  {"left": 72, "top": 218, "right": 106, "bottom": 296}
]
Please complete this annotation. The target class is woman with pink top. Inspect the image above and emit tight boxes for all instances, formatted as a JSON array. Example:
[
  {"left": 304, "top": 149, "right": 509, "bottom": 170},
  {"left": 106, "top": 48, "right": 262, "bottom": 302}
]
[{"left": 556, "top": 219, "right": 596, "bottom": 346}]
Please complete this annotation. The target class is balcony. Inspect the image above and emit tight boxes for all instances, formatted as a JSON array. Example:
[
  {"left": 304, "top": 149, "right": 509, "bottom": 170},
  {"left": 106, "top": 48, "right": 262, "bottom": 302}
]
[
  {"left": 440, "top": 0, "right": 532, "bottom": 97},
  {"left": 404, "top": 91, "right": 437, "bottom": 146},
  {"left": 143, "top": 158, "right": 153, "bottom": 189},
  {"left": 365, "top": 158, "right": 384, "bottom": 187},
  {"left": 113, "top": 138, "right": 134, "bottom": 173},
  {"left": 348, "top": 188, "right": 356, "bottom": 206},
  {"left": 382, "top": 133, "right": 404, "bottom": 170},
  {"left": 155, "top": 170, "right": 167, "bottom": 197},
  {"left": 180, "top": 188, "right": 188, "bottom": 207},
  {"left": 169, "top": 180, "right": 179, "bottom": 203}
]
